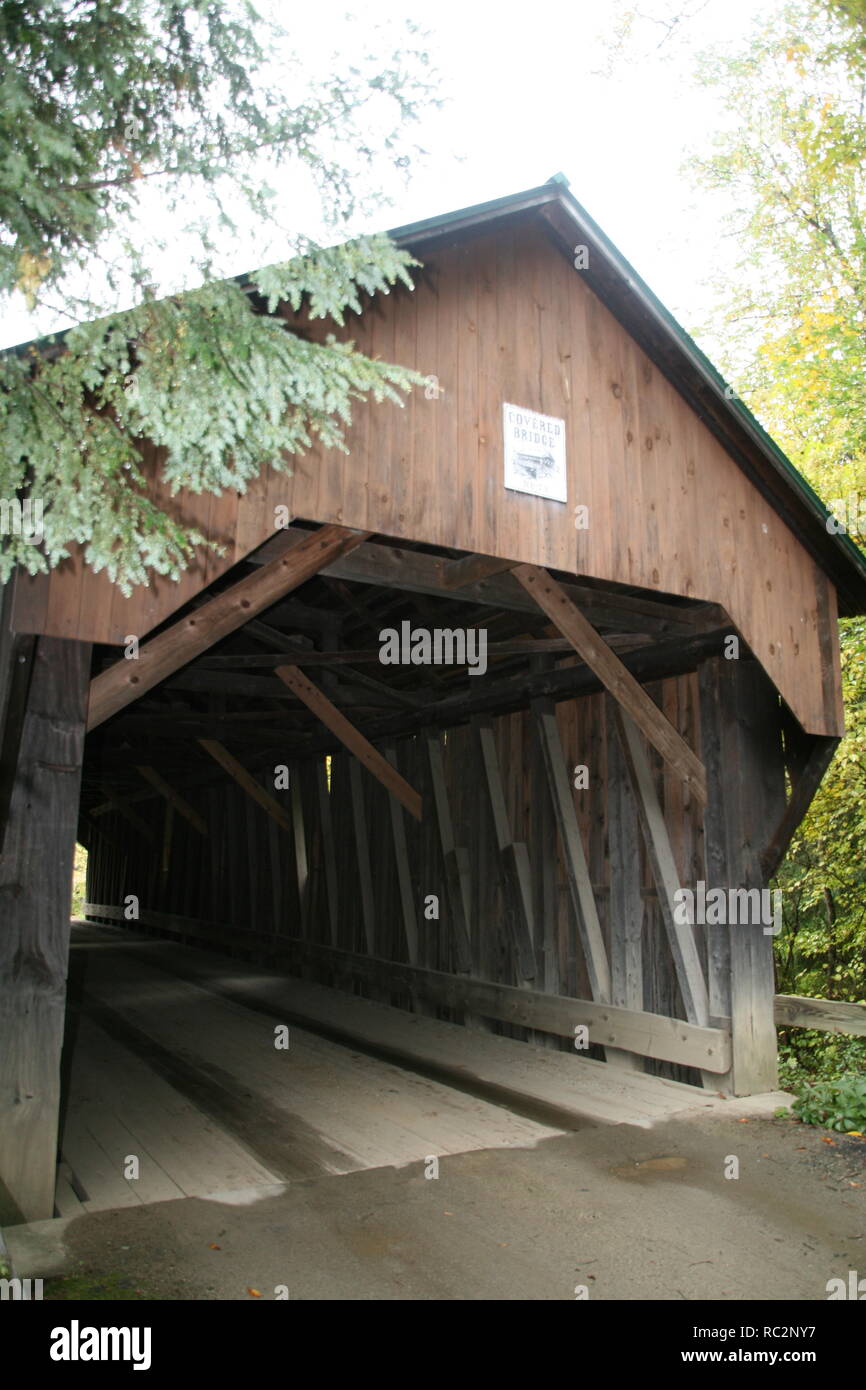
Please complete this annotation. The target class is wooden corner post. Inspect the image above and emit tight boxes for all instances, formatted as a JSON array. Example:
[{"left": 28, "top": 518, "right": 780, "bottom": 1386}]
[
  {"left": 0, "top": 635, "right": 91, "bottom": 1221},
  {"left": 699, "top": 657, "right": 787, "bottom": 1095}
]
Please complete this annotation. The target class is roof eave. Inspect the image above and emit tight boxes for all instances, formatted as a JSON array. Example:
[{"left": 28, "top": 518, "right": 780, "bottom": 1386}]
[{"left": 392, "top": 180, "right": 866, "bottom": 616}]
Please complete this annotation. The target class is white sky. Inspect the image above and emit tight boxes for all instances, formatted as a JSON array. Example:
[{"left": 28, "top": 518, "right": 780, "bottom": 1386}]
[{"left": 1, "top": 0, "right": 769, "bottom": 355}]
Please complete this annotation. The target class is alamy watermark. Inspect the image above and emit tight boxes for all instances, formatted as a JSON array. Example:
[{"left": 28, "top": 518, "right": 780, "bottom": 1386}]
[
  {"left": 673, "top": 881, "right": 782, "bottom": 936},
  {"left": 826, "top": 1270, "right": 866, "bottom": 1299},
  {"left": 50, "top": 1321, "right": 152, "bottom": 1370},
  {"left": 826, "top": 494, "right": 866, "bottom": 539},
  {"left": 0, "top": 497, "right": 43, "bottom": 543},
  {"left": 379, "top": 623, "right": 487, "bottom": 676},
  {"left": 1, "top": 1277, "right": 43, "bottom": 1300}
]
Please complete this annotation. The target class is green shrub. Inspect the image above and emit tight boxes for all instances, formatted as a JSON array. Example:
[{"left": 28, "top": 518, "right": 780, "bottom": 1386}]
[
  {"left": 778, "top": 1031, "right": 866, "bottom": 1088},
  {"left": 792, "top": 1072, "right": 866, "bottom": 1132}
]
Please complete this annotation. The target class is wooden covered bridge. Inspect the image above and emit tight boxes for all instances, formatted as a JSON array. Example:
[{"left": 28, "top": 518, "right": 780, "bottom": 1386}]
[{"left": 2, "top": 176, "right": 865, "bottom": 1226}]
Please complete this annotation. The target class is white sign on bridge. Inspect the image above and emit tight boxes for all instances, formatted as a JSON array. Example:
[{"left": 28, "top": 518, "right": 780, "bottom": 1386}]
[{"left": 503, "top": 403, "right": 567, "bottom": 502}]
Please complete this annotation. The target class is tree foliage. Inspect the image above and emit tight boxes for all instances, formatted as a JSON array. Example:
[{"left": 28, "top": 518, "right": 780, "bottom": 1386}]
[
  {"left": 689, "top": 2, "right": 866, "bottom": 492},
  {"left": 683, "top": 1, "right": 866, "bottom": 1080},
  {"left": 0, "top": 1, "right": 436, "bottom": 588}
]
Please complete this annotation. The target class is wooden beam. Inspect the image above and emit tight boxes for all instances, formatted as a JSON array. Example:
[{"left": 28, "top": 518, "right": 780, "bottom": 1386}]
[
  {"left": 290, "top": 766, "right": 309, "bottom": 933},
  {"left": 774, "top": 993, "right": 866, "bottom": 1036},
  {"left": 761, "top": 735, "right": 839, "bottom": 878},
  {"left": 384, "top": 746, "right": 419, "bottom": 964},
  {"left": 87, "top": 524, "right": 370, "bottom": 730},
  {"left": 79, "top": 810, "right": 126, "bottom": 859},
  {"left": 102, "top": 788, "right": 157, "bottom": 843},
  {"left": 474, "top": 719, "right": 537, "bottom": 981},
  {"left": 425, "top": 733, "right": 473, "bottom": 973},
  {"left": 163, "top": 667, "right": 407, "bottom": 706},
  {"left": 614, "top": 708, "right": 709, "bottom": 1028},
  {"left": 99, "top": 625, "right": 734, "bottom": 786},
  {"left": 197, "top": 739, "right": 293, "bottom": 833},
  {"left": 316, "top": 758, "right": 339, "bottom": 947},
  {"left": 529, "top": 657, "right": 559, "bottom": 999},
  {"left": 136, "top": 766, "right": 208, "bottom": 836},
  {"left": 779, "top": 702, "right": 814, "bottom": 786},
  {"left": 305, "top": 625, "right": 733, "bottom": 750},
  {"left": 699, "top": 658, "right": 785, "bottom": 1094},
  {"left": 698, "top": 659, "right": 732, "bottom": 1030},
  {"left": 321, "top": 576, "right": 390, "bottom": 644},
  {"left": 1, "top": 637, "right": 90, "bottom": 1220},
  {"left": 332, "top": 662, "right": 424, "bottom": 709},
  {"left": 160, "top": 801, "right": 174, "bottom": 878},
  {"left": 243, "top": 795, "right": 258, "bottom": 926},
  {"left": 514, "top": 564, "right": 707, "bottom": 804},
  {"left": 246, "top": 618, "right": 317, "bottom": 652},
  {"left": 274, "top": 665, "right": 422, "bottom": 820},
  {"left": 441, "top": 554, "right": 518, "bottom": 589},
  {"left": 348, "top": 757, "right": 376, "bottom": 955},
  {"left": 0, "top": 632, "right": 36, "bottom": 856},
  {"left": 606, "top": 696, "right": 645, "bottom": 1070},
  {"left": 199, "top": 637, "right": 631, "bottom": 667},
  {"left": 532, "top": 701, "right": 611, "bottom": 1002},
  {"left": 253, "top": 526, "right": 719, "bottom": 635},
  {"left": 83, "top": 903, "right": 733, "bottom": 1073},
  {"left": 267, "top": 813, "right": 282, "bottom": 932}
]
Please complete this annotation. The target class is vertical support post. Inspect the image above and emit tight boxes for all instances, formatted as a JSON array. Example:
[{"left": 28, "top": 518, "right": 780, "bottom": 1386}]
[
  {"left": 473, "top": 717, "right": 537, "bottom": 982},
  {"left": 0, "top": 636, "right": 90, "bottom": 1222},
  {"left": 349, "top": 757, "right": 376, "bottom": 955},
  {"left": 531, "top": 700, "right": 611, "bottom": 1001},
  {"left": 606, "top": 695, "right": 644, "bottom": 1070},
  {"left": 268, "top": 815, "right": 282, "bottom": 934},
  {"left": 316, "top": 757, "right": 339, "bottom": 947},
  {"left": 243, "top": 795, "right": 258, "bottom": 930},
  {"left": 529, "top": 660, "right": 559, "bottom": 1000},
  {"left": 615, "top": 708, "right": 709, "bottom": 1028},
  {"left": 291, "top": 763, "right": 309, "bottom": 936},
  {"left": 384, "top": 746, "right": 419, "bottom": 965},
  {"left": 161, "top": 802, "right": 175, "bottom": 883},
  {"left": 425, "top": 732, "right": 473, "bottom": 974},
  {"left": 699, "top": 658, "right": 786, "bottom": 1095}
]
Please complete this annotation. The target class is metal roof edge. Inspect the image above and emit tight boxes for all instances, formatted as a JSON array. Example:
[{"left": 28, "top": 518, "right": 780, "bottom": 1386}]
[{"left": 387, "top": 182, "right": 563, "bottom": 244}]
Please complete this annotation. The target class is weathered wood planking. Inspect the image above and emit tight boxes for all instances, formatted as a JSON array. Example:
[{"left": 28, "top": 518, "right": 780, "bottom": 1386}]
[
  {"left": 14, "top": 221, "right": 842, "bottom": 736},
  {"left": 83, "top": 673, "right": 712, "bottom": 1058},
  {"left": 614, "top": 710, "right": 709, "bottom": 1030},
  {"left": 774, "top": 994, "right": 866, "bottom": 1036},
  {"left": 700, "top": 658, "right": 786, "bottom": 1094},
  {"left": 0, "top": 637, "right": 90, "bottom": 1220},
  {"left": 81, "top": 648, "right": 797, "bottom": 1096}
]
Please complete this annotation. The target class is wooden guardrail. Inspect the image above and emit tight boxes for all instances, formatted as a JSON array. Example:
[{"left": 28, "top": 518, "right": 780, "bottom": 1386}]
[
  {"left": 82, "top": 903, "right": 733, "bottom": 1073},
  {"left": 774, "top": 993, "right": 866, "bottom": 1036}
]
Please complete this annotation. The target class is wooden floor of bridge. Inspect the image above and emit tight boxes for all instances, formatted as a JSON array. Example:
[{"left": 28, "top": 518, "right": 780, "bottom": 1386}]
[{"left": 58, "top": 924, "right": 739, "bottom": 1216}]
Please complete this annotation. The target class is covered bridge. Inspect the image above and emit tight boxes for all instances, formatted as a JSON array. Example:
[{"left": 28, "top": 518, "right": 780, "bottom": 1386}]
[{"left": 2, "top": 175, "right": 865, "bottom": 1224}]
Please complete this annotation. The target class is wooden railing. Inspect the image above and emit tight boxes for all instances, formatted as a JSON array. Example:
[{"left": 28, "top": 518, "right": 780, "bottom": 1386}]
[
  {"left": 774, "top": 993, "right": 866, "bottom": 1037},
  {"left": 82, "top": 903, "right": 732, "bottom": 1074}
]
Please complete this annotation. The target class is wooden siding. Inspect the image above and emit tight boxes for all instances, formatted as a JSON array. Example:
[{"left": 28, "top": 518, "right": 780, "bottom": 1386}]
[{"left": 12, "top": 218, "right": 842, "bottom": 735}]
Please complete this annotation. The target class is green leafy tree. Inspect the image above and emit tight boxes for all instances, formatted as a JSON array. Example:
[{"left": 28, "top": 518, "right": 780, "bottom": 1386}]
[
  {"left": 0, "top": 1, "right": 437, "bottom": 588},
  {"left": 687, "top": 3, "right": 866, "bottom": 494},
  {"left": 681, "top": 0, "right": 866, "bottom": 1080}
]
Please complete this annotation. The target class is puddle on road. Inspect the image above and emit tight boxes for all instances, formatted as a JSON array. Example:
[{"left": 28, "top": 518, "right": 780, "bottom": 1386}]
[{"left": 610, "top": 1155, "right": 688, "bottom": 1181}]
